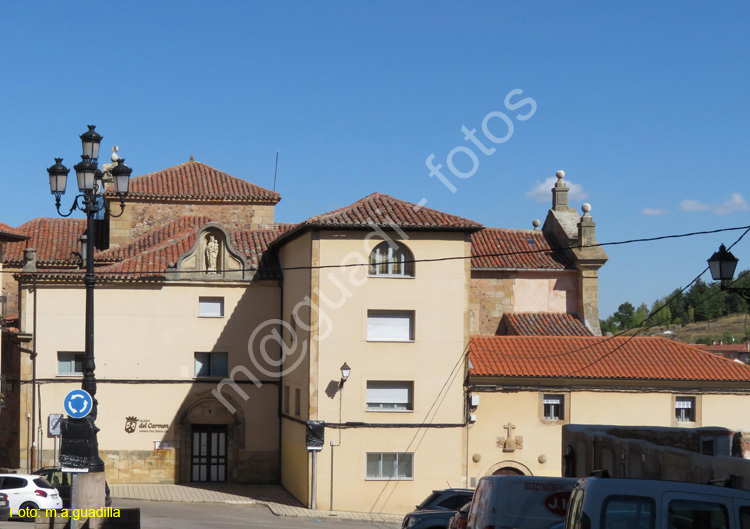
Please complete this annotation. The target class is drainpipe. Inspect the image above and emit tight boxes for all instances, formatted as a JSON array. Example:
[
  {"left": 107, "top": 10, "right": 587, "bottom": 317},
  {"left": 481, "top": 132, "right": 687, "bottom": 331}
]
[{"left": 30, "top": 279, "right": 37, "bottom": 471}]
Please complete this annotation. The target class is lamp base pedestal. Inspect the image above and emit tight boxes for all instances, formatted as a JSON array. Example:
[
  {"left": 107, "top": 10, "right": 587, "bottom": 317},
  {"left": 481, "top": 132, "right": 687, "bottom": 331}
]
[{"left": 71, "top": 471, "right": 106, "bottom": 529}]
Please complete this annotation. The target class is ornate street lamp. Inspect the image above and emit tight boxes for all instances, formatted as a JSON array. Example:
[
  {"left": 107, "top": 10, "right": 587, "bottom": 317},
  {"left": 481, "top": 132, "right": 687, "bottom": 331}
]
[
  {"left": 707, "top": 244, "right": 750, "bottom": 301},
  {"left": 46, "top": 125, "right": 133, "bottom": 472}
]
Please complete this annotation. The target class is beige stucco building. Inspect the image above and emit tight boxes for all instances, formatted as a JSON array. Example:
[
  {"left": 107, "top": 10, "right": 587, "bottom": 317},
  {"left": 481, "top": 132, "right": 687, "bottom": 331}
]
[{"left": 3, "top": 161, "right": 750, "bottom": 514}]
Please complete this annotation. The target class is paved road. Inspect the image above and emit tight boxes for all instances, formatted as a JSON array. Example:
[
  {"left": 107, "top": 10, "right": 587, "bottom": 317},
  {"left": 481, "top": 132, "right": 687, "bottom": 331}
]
[{"left": 0, "top": 499, "right": 402, "bottom": 529}]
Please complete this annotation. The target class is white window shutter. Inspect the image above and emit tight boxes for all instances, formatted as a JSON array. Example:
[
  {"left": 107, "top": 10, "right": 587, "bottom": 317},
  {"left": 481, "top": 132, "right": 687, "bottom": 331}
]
[{"left": 367, "top": 312, "right": 413, "bottom": 341}]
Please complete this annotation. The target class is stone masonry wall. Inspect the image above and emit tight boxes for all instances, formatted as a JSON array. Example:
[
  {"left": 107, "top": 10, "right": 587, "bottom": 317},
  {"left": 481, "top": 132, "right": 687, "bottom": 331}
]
[
  {"left": 470, "top": 276, "right": 514, "bottom": 335},
  {"left": 109, "top": 201, "right": 275, "bottom": 246}
]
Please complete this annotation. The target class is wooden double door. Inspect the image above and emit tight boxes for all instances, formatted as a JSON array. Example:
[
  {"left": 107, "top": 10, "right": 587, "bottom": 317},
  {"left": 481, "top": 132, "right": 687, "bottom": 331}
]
[{"left": 191, "top": 425, "right": 227, "bottom": 482}]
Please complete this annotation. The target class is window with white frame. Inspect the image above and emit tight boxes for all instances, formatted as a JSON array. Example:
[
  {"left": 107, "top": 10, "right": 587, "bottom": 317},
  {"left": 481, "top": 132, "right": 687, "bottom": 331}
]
[
  {"left": 366, "top": 452, "right": 413, "bottom": 480},
  {"left": 543, "top": 394, "right": 564, "bottom": 420},
  {"left": 366, "top": 381, "right": 413, "bottom": 411},
  {"left": 367, "top": 310, "right": 414, "bottom": 342},
  {"left": 58, "top": 352, "right": 84, "bottom": 376},
  {"left": 198, "top": 297, "right": 224, "bottom": 317},
  {"left": 675, "top": 396, "right": 696, "bottom": 422},
  {"left": 368, "top": 241, "right": 414, "bottom": 277},
  {"left": 194, "top": 352, "right": 228, "bottom": 378}
]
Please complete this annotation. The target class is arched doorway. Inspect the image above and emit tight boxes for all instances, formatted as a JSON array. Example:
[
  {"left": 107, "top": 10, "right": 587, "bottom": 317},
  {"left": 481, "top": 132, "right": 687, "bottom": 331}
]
[
  {"left": 483, "top": 460, "right": 532, "bottom": 477},
  {"left": 492, "top": 466, "right": 525, "bottom": 476},
  {"left": 176, "top": 393, "right": 245, "bottom": 483}
]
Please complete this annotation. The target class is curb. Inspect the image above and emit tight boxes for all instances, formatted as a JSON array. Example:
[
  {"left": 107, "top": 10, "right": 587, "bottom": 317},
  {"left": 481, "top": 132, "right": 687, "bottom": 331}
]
[{"left": 113, "top": 494, "right": 402, "bottom": 524}]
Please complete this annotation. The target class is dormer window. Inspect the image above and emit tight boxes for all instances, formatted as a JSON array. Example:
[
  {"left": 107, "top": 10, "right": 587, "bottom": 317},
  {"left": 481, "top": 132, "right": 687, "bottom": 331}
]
[{"left": 368, "top": 242, "right": 414, "bottom": 277}]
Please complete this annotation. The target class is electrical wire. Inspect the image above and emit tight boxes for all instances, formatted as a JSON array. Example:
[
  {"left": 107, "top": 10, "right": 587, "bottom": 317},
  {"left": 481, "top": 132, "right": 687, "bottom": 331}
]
[{"left": 3, "top": 224, "right": 749, "bottom": 277}]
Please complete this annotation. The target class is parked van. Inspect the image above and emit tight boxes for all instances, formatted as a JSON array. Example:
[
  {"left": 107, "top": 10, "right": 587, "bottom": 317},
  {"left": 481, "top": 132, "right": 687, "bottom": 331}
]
[
  {"left": 565, "top": 476, "right": 750, "bottom": 529},
  {"left": 468, "top": 476, "right": 578, "bottom": 529}
]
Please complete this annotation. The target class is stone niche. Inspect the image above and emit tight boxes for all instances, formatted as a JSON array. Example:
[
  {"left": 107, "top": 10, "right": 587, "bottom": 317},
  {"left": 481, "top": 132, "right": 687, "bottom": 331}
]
[{"left": 171, "top": 223, "right": 249, "bottom": 281}]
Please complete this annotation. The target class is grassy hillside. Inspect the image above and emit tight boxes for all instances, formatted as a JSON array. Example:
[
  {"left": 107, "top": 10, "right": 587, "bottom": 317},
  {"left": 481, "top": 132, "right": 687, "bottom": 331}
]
[{"left": 627, "top": 313, "right": 750, "bottom": 345}]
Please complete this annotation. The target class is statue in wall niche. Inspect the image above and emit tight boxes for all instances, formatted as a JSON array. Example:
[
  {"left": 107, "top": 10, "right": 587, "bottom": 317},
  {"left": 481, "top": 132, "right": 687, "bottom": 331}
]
[{"left": 205, "top": 235, "right": 220, "bottom": 273}]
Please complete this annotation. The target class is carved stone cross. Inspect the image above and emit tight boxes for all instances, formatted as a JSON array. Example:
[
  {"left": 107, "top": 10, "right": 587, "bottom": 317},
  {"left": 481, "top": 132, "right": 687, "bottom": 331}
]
[{"left": 497, "top": 421, "right": 523, "bottom": 453}]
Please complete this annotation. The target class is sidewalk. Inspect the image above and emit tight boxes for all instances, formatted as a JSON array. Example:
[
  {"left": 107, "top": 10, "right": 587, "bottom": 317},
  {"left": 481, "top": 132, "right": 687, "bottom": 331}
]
[{"left": 110, "top": 483, "right": 403, "bottom": 524}]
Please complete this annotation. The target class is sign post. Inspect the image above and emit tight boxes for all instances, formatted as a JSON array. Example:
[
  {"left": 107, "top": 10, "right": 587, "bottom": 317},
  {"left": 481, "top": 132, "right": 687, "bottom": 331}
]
[
  {"left": 306, "top": 421, "right": 325, "bottom": 510},
  {"left": 48, "top": 413, "right": 63, "bottom": 467},
  {"left": 60, "top": 390, "right": 94, "bottom": 473}
]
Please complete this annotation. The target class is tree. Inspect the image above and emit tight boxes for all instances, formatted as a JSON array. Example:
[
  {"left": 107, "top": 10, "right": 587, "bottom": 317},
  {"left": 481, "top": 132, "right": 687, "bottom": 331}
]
[{"left": 612, "top": 302, "right": 636, "bottom": 330}]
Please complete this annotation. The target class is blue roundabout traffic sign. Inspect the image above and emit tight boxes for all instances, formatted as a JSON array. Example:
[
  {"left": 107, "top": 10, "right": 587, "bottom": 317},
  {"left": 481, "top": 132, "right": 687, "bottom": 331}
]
[{"left": 63, "top": 389, "right": 93, "bottom": 419}]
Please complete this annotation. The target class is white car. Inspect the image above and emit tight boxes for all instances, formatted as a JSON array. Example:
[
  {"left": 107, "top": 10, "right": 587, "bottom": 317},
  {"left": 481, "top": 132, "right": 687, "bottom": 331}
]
[{"left": 0, "top": 473, "right": 63, "bottom": 518}]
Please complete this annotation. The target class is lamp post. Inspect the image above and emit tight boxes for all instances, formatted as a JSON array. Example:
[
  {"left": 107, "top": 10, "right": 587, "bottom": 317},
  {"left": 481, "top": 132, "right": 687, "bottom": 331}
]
[
  {"left": 707, "top": 244, "right": 750, "bottom": 302},
  {"left": 46, "top": 125, "right": 132, "bottom": 472}
]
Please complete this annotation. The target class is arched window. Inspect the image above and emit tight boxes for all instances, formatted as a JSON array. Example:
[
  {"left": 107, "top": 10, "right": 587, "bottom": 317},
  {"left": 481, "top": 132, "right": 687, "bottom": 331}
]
[{"left": 368, "top": 241, "right": 414, "bottom": 277}]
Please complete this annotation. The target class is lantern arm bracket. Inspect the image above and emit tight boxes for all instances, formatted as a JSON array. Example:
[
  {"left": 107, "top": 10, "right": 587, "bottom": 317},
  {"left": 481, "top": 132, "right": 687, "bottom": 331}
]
[
  {"left": 720, "top": 284, "right": 750, "bottom": 302},
  {"left": 54, "top": 194, "right": 83, "bottom": 218}
]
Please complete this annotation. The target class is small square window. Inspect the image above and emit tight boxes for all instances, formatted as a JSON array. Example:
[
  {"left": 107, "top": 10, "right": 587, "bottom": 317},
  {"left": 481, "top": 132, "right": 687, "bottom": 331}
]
[
  {"left": 194, "top": 352, "right": 228, "bottom": 378},
  {"left": 58, "top": 352, "right": 84, "bottom": 376},
  {"left": 366, "top": 381, "right": 414, "bottom": 411},
  {"left": 675, "top": 396, "right": 696, "bottom": 422},
  {"left": 543, "top": 394, "right": 564, "bottom": 420},
  {"left": 199, "top": 297, "right": 224, "bottom": 318}
]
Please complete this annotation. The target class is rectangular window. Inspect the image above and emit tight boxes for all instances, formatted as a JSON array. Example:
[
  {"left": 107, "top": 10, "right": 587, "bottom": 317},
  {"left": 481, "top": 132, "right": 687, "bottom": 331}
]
[
  {"left": 366, "top": 381, "right": 413, "bottom": 411},
  {"left": 294, "top": 388, "right": 301, "bottom": 417},
  {"left": 675, "top": 396, "right": 696, "bottom": 422},
  {"left": 603, "top": 496, "right": 655, "bottom": 529},
  {"left": 57, "top": 352, "right": 84, "bottom": 376},
  {"left": 366, "top": 452, "right": 413, "bottom": 480},
  {"left": 543, "top": 394, "right": 564, "bottom": 420},
  {"left": 367, "top": 310, "right": 414, "bottom": 342},
  {"left": 283, "top": 386, "right": 290, "bottom": 414},
  {"left": 194, "top": 352, "right": 229, "bottom": 378},
  {"left": 669, "top": 500, "right": 728, "bottom": 529},
  {"left": 199, "top": 297, "right": 224, "bottom": 318}
]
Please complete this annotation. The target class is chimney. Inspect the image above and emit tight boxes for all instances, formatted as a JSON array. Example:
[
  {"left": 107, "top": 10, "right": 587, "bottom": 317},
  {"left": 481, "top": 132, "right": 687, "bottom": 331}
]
[{"left": 22, "top": 248, "right": 37, "bottom": 273}]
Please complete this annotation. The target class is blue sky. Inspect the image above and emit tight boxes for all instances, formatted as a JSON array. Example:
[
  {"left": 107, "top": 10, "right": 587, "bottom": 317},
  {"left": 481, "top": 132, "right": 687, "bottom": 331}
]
[{"left": 1, "top": 2, "right": 748, "bottom": 318}]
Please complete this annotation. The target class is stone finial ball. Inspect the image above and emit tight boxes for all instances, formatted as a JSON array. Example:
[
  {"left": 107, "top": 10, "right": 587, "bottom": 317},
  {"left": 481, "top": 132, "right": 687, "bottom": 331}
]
[
  {"left": 582, "top": 203, "right": 592, "bottom": 214},
  {"left": 532, "top": 219, "right": 541, "bottom": 228},
  {"left": 556, "top": 170, "right": 565, "bottom": 179}
]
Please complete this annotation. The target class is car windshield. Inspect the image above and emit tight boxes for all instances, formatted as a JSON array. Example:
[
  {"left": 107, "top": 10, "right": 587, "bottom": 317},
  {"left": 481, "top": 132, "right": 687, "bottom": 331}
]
[{"left": 33, "top": 477, "right": 53, "bottom": 488}]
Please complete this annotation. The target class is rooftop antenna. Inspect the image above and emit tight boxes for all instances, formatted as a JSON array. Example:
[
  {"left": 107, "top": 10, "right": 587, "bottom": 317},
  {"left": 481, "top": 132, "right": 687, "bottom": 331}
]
[{"left": 273, "top": 149, "right": 279, "bottom": 192}]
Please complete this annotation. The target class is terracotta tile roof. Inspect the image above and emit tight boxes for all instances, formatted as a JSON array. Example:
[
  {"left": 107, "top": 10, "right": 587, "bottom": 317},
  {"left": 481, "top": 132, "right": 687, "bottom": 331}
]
[
  {"left": 469, "top": 335, "right": 750, "bottom": 382},
  {"left": 11, "top": 216, "right": 287, "bottom": 282},
  {"left": 693, "top": 343, "right": 750, "bottom": 354},
  {"left": 3, "top": 218, "right": 86, "bottom": 265},
  {"left": 96, "top": 216, "right": 215, "bottom": 263},
  {"left": 121, "top": 160, "right": 280, "bottom": 203},
  {"left": 301, "top": 193, "right": 482, "bottom": 230},
  {"left": 471, "top": 228, "right": 572, "bottom": 270},
  {"left": 499, "top": 313, "right": 593, "bottom": 336},
  {"left": 272, "top": 193, "right": 482, "bottom": 247},
  {"left": 97, "top": 231, "right": 199, "bottom": 280},
  {"left": 0, "top": 223, "right": 28, "bottom": 241}
]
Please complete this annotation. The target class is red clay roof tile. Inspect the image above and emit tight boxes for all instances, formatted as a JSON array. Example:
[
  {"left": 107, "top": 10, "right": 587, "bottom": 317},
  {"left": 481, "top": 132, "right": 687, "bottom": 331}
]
[
  {"left": 471, "top": 228, "right": 572, "bottom": 270},
  {"left": 302, "top": 193, "right": 481, "bottom": 230},
  {"left": 470, "top": 335, "right": 750, "bottom": 381},
  {"left": 4, "top": 218, "right": 86, "bottom": 264},
  {"left": 0, "top": 223, "right": 28, "bottom": 241},
  {"left": 121, "top": 160, "right": 280, "bottom": 203},
  {"left": 500, "top": 313, "right": 593, "bottom": 336}
]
